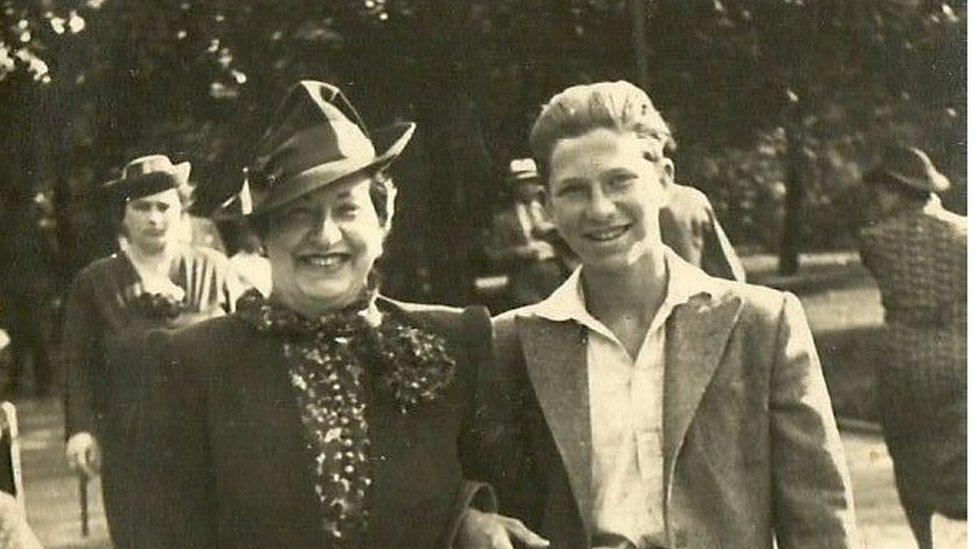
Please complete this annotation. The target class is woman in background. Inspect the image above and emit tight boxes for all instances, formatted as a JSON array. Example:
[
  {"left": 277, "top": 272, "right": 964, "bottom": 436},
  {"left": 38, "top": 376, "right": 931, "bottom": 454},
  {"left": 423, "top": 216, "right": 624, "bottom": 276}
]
[
  {"left": 62, "top": 154, "right": 234, "bottom": 547},
  {"left": 858, "top": 145, "right": 967, "bottom": 549}
]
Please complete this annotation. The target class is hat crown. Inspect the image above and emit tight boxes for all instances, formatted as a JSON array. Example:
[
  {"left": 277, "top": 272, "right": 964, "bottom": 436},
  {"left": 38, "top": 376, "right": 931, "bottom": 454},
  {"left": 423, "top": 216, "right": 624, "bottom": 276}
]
[
  {"left": 509, "top": 157, "right": 539, "bottom": 181},
  {"left": 122, "top": 154, "right": 181, "bottom": 178},
  {"left": 251, "top": 81, "right": 377, "bottom": 185},
  {"left": 883, "top": 146, "right": 934, "bottom": 179},
  {"left": 872, "top": 145, "right": 949, "bottom": 193}
]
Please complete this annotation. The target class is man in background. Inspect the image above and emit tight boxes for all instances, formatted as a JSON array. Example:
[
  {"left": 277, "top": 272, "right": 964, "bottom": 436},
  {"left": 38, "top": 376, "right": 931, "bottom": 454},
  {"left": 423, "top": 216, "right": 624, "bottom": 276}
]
[{"left": 485, "top": 158, "right": 567, "bottom": 306}]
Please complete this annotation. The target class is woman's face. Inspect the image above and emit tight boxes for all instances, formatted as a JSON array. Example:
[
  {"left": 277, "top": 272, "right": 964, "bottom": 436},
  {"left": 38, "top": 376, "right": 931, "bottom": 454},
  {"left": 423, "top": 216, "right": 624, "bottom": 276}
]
[
  {"left": 546, "top": 128, "right": 672, "bottom": 274},
  {"left": 122, "top": 188, "right": 183, "bottom": 254},
  {"left": 264, "top": 175, "right": 386, "bottom": 317}
]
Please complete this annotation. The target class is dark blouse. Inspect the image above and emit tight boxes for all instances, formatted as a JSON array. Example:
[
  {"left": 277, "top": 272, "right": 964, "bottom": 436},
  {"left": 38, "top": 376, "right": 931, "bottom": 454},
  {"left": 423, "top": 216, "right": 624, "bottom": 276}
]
[
  {"left": 126, "top": 299, "right": 494, "bottom": 548},
  {"left": 62, "top": 245, "right": 234, "bottom": 437}
]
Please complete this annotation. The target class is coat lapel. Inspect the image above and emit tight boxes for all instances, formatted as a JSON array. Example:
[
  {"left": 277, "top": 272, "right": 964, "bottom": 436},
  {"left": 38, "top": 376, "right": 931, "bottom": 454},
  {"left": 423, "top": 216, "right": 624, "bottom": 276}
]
[
  {"left": 515, "top": 315, "right": 592, "bottom": 532},
  {"left": 662, "top": 291, "right": 743, "bottom": 483}
]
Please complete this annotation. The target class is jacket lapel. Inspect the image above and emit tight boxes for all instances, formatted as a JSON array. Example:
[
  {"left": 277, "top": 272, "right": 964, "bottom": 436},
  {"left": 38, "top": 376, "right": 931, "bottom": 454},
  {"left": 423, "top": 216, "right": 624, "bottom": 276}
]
[
  {"left": 515, "top": 315, "right": 592, "bottom": 532},
  {"left": 662, "top": 292, "right": 743, "bottom": 484}
]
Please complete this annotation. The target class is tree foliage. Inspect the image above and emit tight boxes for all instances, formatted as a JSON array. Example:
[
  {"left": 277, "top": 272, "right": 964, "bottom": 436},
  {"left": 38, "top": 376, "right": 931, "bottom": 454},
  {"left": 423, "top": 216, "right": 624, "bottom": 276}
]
[{"left": 0, "top": 0, "right": 966, "bottom": 300}]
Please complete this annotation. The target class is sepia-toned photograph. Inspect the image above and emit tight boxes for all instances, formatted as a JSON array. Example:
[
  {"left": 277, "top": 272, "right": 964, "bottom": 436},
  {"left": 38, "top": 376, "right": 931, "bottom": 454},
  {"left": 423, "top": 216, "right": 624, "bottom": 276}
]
[{"left": 0, "top": 0, "right": 966, "bottom": 547}]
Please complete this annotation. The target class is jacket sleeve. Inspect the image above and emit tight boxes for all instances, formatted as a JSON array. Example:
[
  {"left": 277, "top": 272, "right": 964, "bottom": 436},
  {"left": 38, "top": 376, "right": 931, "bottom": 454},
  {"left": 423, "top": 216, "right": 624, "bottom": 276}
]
[
  {"left": 769, "top": 293, "right": 862, "bottom": 548},
  {"left": 446, "top": 306, "right": 500, "bottom": 548},
  {"left": 62, "top": 272, "right": 98, "bottom": 438}
]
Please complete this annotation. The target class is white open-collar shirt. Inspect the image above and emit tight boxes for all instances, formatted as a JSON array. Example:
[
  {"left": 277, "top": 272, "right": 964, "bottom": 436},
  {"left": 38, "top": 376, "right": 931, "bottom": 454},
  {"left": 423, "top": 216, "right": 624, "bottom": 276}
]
[{"left": 532, "top": 249, "right": 704, "bottom": 549}]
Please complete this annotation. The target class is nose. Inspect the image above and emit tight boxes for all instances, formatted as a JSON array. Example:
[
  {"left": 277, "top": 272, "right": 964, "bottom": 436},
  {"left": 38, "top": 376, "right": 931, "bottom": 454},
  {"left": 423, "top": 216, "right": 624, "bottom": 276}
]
[
  {"left": 585, "top": 184, "right": 616, "bottom": 221},
  {"left": 146, "top": 207, "right": 164, "bottom": 226},
  {"left": 309, "top": 213, "right": 342, "bottom": 246}
]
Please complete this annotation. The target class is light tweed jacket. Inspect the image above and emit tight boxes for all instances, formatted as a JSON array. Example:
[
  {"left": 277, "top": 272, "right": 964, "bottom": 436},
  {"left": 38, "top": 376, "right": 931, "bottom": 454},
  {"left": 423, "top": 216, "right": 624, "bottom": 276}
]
[{"left": 481, "top": 252, "right": 861, "bottom": 549}]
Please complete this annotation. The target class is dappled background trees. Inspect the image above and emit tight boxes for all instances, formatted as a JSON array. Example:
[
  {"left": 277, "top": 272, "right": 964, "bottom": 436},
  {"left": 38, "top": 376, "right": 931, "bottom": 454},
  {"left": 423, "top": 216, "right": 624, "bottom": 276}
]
[{"left": 0, "top": 0, "right": 966, "bottom": 303}]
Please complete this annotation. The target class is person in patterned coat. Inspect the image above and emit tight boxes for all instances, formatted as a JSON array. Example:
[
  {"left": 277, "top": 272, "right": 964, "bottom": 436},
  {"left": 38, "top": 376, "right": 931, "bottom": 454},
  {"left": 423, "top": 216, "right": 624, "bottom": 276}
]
[{"left": 857, "top": 145, "right": 966, "bottom": 549}]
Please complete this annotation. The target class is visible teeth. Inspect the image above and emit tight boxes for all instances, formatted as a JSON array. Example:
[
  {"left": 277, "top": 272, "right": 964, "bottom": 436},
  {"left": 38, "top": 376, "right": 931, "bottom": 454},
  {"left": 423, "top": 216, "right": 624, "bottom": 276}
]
[
  {"left": 303, "top": 255, "right": 345, "bottom": 267},
  {"left": 588, "top": 227, "right": 627, "bottom": 241}
]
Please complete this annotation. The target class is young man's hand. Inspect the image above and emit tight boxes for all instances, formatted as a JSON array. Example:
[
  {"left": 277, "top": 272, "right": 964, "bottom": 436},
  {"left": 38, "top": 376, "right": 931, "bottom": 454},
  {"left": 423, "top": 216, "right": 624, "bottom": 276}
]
[{"left": 456, "top": 508, "right": 549, "bottom": 549}]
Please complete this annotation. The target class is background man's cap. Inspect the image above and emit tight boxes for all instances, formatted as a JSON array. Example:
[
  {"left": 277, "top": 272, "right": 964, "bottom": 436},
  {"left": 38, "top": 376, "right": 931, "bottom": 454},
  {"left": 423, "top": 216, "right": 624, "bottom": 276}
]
[
  {"left": 216, "top": 80, "right": 415, "bottom": 220},
  {"left": 508, "top": 158, "right": 540, "bottom": 182}
]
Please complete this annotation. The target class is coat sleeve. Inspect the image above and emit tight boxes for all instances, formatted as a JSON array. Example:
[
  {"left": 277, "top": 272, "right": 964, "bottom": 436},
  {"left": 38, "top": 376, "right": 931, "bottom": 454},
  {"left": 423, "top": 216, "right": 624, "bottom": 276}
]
[
  {"left": 62, "top": 271, "right": 99, "bottom": 438},
  {"left": 446, "top": 306, "right": 500, "bottom": 548},
  {"left": 769, "top": 293, "right": 862, "bottom": 548}
]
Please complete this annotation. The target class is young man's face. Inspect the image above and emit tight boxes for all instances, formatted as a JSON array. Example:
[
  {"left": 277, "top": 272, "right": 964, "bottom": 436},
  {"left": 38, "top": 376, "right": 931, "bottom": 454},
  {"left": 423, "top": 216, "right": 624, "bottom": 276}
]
[{"left": 546, "top": 128, "right": 672, "bottom": 273}]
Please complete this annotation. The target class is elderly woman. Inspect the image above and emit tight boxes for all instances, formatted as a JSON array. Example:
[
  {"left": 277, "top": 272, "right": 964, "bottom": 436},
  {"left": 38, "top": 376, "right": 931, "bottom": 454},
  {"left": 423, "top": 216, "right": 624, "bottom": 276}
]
[
  {"left": 482, "top": 81, "right": 860, "bottom": 548},
  {"left": 126, "top": 81, "right": 546, "bottom": 549},
  {"left": 858, "top": 145, "right": 967, "bottom": 549},
  {"left": 61, "top": 154, "right": 234, "bottom": 546}
]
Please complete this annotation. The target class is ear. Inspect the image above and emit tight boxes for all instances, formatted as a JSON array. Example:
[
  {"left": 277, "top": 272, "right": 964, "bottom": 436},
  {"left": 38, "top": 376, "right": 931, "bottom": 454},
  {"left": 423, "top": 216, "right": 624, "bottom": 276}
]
[{"left": 658, "top": 158, "right": 675, "bottom": 189}]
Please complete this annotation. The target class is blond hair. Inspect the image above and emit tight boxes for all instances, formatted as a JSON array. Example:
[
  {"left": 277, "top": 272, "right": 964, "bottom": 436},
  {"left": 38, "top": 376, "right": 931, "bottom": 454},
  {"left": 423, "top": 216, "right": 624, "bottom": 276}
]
[{"left": 529, "top": 81, "right": 672, "bottom": 180}]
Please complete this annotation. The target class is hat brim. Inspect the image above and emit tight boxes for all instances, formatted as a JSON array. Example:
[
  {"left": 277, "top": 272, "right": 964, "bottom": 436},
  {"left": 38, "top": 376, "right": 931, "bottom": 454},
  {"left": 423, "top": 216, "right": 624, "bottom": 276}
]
[
  {"left": 889, "top": 168, "right": 950, "bottom": 193},
  {"left": 214, "top": 122, "right": 415, "bottom": 221},
  {"left": 871, "top": 167, "right": 950, "bottom": 193},
  {"left": 509, "top": 172, "right": 542, "bottom": 183},
  {"left": 101, "top": 161, "right": 193, "bottom": 200}
]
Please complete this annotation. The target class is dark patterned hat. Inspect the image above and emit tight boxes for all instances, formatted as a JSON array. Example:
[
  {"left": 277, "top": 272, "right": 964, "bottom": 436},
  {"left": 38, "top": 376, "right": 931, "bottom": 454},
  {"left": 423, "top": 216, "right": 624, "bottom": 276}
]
[
  {"left": 866, "top": 145, "right": 950, "bottom": 193},
  {"left": 216, "top": 80, "right": 415, "bottom": 219},
  {"left": 102, "top": 154, "right": 192, "bottom": 201}
]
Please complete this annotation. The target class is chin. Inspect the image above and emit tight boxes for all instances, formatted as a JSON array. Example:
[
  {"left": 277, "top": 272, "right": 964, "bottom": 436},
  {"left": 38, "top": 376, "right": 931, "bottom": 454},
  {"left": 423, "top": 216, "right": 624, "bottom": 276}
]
[
  {"left": 297, "top": 282, "right": 362, "bottom": 309},
  {"left": 580, "top": 247, "right": 648, "bottom": 273}
]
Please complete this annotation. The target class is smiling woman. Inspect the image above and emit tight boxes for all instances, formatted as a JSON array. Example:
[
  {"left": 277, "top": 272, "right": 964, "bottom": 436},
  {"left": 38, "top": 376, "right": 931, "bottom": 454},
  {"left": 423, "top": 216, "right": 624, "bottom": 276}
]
[{"left": 118, "top": 81, "right": 540, "bottom": 549}]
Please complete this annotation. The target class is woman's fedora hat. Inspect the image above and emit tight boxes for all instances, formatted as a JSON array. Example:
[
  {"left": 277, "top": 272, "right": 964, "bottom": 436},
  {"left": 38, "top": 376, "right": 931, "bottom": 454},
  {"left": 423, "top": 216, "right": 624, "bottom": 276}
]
[
  {"left": 866, "top": 145, "right": 950, "bottom": 193},
  {"left": 216, "top": 80, "right": 415, "bottom": 219},
  {"left": 102, "top": 154, "right": 192, "bottom": 201}
]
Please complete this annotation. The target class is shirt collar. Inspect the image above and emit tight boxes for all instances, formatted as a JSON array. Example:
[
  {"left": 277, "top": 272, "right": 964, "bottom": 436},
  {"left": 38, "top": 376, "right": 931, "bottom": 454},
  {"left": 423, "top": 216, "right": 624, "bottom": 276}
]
[{"left": 533, "top": 247, "right": 714, "bottom": 335}]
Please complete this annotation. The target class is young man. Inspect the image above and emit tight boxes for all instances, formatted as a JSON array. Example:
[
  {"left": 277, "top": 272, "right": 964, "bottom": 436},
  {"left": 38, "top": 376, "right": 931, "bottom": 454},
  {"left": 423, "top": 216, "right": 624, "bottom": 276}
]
[{"left": 478, "top": 81, "right": 860, "bottom": 549}]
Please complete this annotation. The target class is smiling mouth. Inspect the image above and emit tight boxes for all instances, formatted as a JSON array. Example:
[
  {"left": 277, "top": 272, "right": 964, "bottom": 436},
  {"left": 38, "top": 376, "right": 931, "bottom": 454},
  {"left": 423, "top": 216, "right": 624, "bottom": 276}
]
[
  {"left": 297, "top": 252, "right": 351, "bottom": 269},
  {"left": 584, "top": 225, "right": 630, "bottom": 242}
]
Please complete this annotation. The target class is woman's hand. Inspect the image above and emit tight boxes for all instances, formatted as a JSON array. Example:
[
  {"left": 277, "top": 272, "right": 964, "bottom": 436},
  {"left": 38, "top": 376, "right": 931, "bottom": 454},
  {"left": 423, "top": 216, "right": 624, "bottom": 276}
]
[
  {"left": 65, "top": 432, "right": 100, "bottom": 478},
  {"left": 456, "top": 508, "right": 549, "bottom": 549}
]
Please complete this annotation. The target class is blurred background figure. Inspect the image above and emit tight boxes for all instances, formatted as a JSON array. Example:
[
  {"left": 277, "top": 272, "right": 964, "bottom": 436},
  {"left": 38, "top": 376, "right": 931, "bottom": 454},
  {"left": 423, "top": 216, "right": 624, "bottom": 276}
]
[
  {"left": 61, "top": 154, "right": 235, "bottom": 548},
  {"left": 660, "top": 182, "right": 745, "bottom": 282},
  {"left": 485, "top": 158, "right": 568, "bottom": 306},
  {"left": 0, "top": 191, "right": 58, "bottom": 397},
  {"left": 221, "top": 214, "right": 272, "bottom": 298},
  {"left": 857, "top": 145, "right": 966, "bottom": 549}
]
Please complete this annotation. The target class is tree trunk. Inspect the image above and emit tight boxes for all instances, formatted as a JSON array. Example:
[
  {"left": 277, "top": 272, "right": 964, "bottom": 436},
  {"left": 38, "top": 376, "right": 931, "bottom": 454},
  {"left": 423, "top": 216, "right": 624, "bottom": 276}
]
[{"left": 779, "top": 119, "right": 803, "bottom": 275}]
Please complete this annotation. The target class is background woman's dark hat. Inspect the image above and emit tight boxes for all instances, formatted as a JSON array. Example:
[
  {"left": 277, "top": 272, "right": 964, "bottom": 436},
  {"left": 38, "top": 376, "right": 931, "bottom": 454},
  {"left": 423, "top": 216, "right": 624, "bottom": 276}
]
[
  {"left": 216, "top": 80, "right": 415, "bottom": 219},
  {"left": 101, "top": 154, "right": 192, "bottom": 202},
  {"left": 865, "top": 145, "right": 950, "bottom": 193}
]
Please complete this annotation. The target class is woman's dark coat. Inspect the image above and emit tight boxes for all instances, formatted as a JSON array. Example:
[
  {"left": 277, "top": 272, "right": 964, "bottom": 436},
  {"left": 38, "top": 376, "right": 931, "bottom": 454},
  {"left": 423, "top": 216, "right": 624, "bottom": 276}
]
[{"left": 112, "top": 298, "right": 494, "bottom": 548}]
